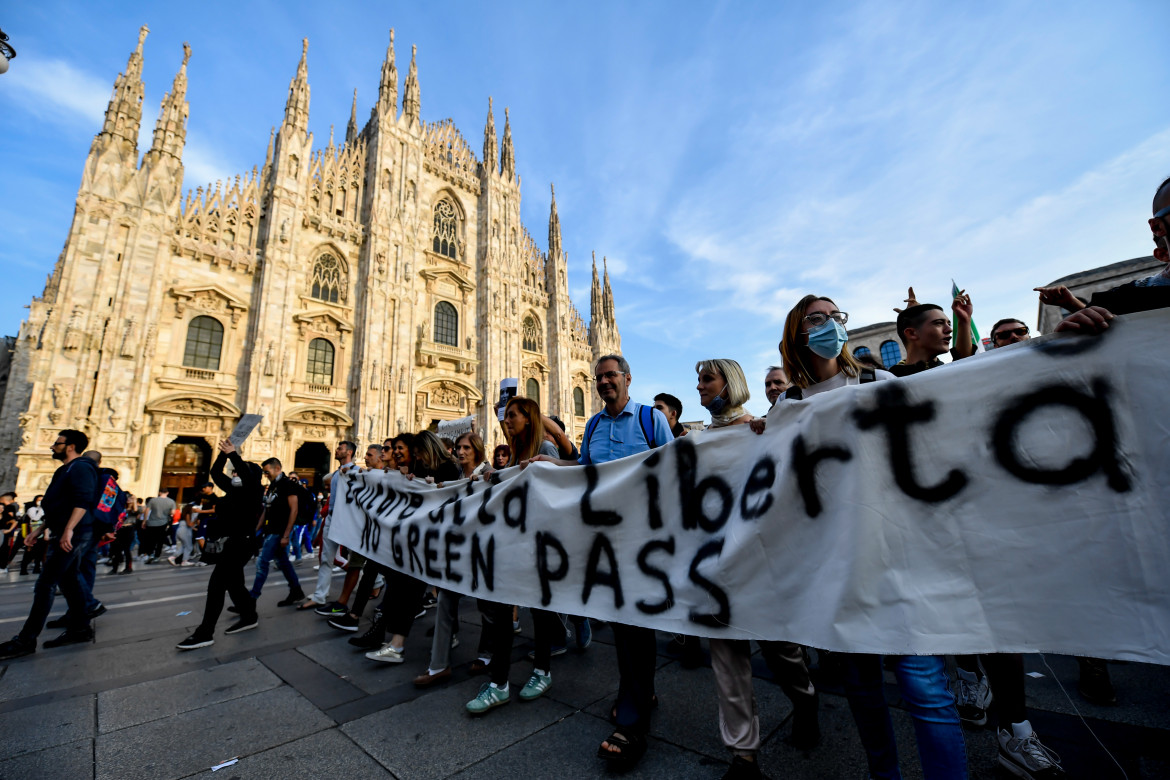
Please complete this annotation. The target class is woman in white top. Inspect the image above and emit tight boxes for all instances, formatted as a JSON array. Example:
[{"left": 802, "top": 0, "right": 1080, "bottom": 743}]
[
  {"left": 761, "top": 294, "right": 967, "bottom": 780},
  {"left": 696, "top": 358, "right": 819, "bottom": 780}
]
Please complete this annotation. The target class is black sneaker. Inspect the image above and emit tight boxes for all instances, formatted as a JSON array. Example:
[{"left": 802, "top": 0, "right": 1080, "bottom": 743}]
[
  {"left": 277, "top": 591, "right": 306, "bottom": 607},
  {"left": 348, "top": 616, "right": 387, "bottom": 649},
  {"left": 422, "top": 594, "right": 438, "bottom": 610},
  {"left": 722, "top": 755, "right": 763, "bottom": 780},
  {"left": 88, "top": 603, "right": 107, "bottom": 619},
  {"left": 328, "top": 614, "right": 360, "bottom": 632},
  {"left": 176, "top": 633, "right": 215, "bottom": 651},
  {"left": 0, "top": 636, "right": 35, "bottom": 661},
  {"left": 45, "top": 614, "right": 70, "bottom": 629},
  {"left": 315, "top": 601, "right": 348, "bottom": 616},
  {"left": 224, "top": 615, "right": 258, "bottom": 634},
  {"left": 43, "top": 627, "right": 95, "bottom": 649}
]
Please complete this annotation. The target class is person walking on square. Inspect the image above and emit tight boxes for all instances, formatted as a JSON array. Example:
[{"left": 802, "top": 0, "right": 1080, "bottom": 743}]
[
  {"left": 178, "top": 441, "right": 265, "bottom": 649},
  {"left": 249, "top": 457, "right": 304, "bottom": 606},
  {"left": 0, "top": 430, "right": 101, "bottom": 660}
]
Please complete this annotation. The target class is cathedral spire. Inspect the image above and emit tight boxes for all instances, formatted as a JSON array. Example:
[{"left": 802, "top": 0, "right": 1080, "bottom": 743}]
[
  {"left": 590, "top": 251, "right": 602, "bottom": 323},
  {"left": 327, "top": 124, "right": 335, "bottom": 154},
  {"left": 100, "top": 24, "right": 149, "bottom": 146},
  {"left": 548, "top": 183, "right": 561, "bottom": 259},
  {"left": 378, "top": 29, "right": 398, "bottom": 115},
  {"left": 282, "top": 38, "right": 311, "bottom": 134},
  {"left": 346, "top": 89, "right": 358, "bottom": 143},
  {"left": 482, "top": 97, "right": 498, "bottom": 174},
  {"left": 403, "top": 44, "right": 420, "bottom": 124},
  {"left": 603, "top": 257, "right": 616, "bottom": 323},
  {"left": 501, "top": 107, "right": 515, "bottom": 180},
  {"left": 145, "top": 42, "right": 190, "bottom": 163}
]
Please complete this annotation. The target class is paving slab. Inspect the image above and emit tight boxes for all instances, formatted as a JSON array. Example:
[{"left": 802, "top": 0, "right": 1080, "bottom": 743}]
[
  {"left": 95, "top": 686, "right": 333, "bottom": 780},
  {"left": 97, "top": 657, "right": 282, "bottom": 733},
  {"left": 451, "top": 709, "right": 728, "bottom": 779},
  {"left": 342, "top": 674, "right": 573, "bottom": 780},
  {"left": 0, "top": 737, "right": 93, "bottom": 780},
  {"left": 217, "top": 727, "right": 392, "bottom": 779},
  {"left": 0, "top": 694, "right": 93, "bottom": 758}
]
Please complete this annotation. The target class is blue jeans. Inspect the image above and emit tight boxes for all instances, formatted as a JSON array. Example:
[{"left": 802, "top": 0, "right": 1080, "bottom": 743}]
[
  {"left": 77, "top": 530, "right": 102, "bottom": 612},
  {"left": 19, "top": 528, "right": 93, "bottom": 641},
  {"left": 843, "top": 654, "right": 968, "bottom": 780},
  {"left": 249, "top": 533, "right": 300, "bottom": 598}
]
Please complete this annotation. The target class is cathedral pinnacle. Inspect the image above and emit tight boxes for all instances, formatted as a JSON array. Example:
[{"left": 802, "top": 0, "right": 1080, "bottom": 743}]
[
  {"left": 590, "top": 251, "right": 602, "bottom": 324},
  {"left": 548, "top": 183, "right": 561, "bottom": 259},
  {"left": 379, "top": 29, "right": 398, "bottom": 114},
  {"left": 403, "top": 44, "right": 420, "bottom": 124},
  {"left": 501, "top": 107, "right": 515, "bottom": 180},
  {"left": 99, "top": 24, "right": 149, "bottom": 146},
  {"left": 145, "top": 41, "right": 191, "bottom": 163},
  {"left": 603, "top": 257, "right": 616, "bottom": 324},
  {"left": 346, "top": 89, "right": 358, "bottom": 143},
  {"left": 282, "top": 37, "right": 311, "bottom": 134},
  {"left": 483, "top": 97, "right": 498, "bottom": 173}
]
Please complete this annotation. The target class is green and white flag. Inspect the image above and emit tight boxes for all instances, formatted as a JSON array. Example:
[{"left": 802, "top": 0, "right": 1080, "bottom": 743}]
[{"left": 952, "top": 279, "right": 984, "bottom": 353}]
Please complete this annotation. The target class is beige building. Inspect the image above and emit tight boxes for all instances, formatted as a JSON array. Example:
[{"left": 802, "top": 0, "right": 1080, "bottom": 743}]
[
  {"left": 1037, "top": 255, "right": 1161, "bottom": 334},
  {"left": 0, "top": 27, "right": 622, "bottom": 501}
]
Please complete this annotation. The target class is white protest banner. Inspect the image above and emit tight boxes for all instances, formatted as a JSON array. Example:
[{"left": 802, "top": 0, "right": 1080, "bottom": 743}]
[
  {"left": 330, "top": 309, "right": 1170, "bottom": 664},
  {"left": 228, "top": 414, "right": 264, "bottom": 448},
  {"left": 436, "top": 416, "right": 475, "bottom": 440}
]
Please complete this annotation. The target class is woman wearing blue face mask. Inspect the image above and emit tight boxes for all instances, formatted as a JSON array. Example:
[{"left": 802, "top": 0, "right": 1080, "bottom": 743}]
[{"left": 772, "top": 295, "right": 968, "bottom": 780}]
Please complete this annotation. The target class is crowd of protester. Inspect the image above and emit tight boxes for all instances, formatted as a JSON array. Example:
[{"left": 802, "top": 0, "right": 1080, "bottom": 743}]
[{"left": 0, "top": 178, "right": 1167, "bottom": 780}]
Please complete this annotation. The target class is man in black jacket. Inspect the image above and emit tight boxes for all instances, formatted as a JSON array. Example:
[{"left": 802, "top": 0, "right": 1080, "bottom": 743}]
[
  {"left": 177, "top": 440, "right": 264, "bottom": 649},
  {"left": 0, "top": 429, "right": 101, "bottom": 660}
]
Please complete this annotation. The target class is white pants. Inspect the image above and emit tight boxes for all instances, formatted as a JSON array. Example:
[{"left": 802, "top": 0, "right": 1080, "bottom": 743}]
[{"left": 312, "top": 516, "right": 339, "bottom": 604}]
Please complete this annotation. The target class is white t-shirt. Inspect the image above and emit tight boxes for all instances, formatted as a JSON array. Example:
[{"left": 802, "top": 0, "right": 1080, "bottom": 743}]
[{"left": 780, "top": 369, "right": 896, "bottom": 401}]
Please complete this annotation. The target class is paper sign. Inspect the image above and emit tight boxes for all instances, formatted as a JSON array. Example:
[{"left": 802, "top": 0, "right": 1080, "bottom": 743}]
[
  {"left": 211, "top": 758, "right": 239, "bottom": 771},
  {"left": 228, "top": 414, "right": 264, "bottom": 448},
  {"left": 497, "top": 378, "right": 518, "bottom": 421},
  {"left": 437, "top": 416, "right": 475, "bottom": 439}
]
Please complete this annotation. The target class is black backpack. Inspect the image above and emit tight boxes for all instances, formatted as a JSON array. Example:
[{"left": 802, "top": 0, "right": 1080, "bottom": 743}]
[{"left": 292, "top": 479, "right": 317, "bottom": 526}]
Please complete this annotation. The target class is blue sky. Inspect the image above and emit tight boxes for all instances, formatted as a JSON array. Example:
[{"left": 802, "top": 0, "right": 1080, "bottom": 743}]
[{"left": 2, "top": 1, "right": 1166, "bottom": 421}]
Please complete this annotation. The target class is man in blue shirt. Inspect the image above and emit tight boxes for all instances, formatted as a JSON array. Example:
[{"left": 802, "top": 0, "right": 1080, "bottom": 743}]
[
  {"left": 530, "top": 354, "right": 673, "bottom": 767},
  {"left": 0, "top": 429, "right": 100, "bottom": 660}
]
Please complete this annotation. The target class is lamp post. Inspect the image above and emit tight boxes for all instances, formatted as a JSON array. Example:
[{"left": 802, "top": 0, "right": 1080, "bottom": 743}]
[{"left": 0, "top": 28, "right": 16, "bottom": 75}]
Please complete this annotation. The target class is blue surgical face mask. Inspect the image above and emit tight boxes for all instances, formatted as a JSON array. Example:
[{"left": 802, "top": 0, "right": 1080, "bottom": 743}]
[
  {"left": 806, "top": 319, "right": 849, "bottom": 360},
  {"left": 703, "top": 380, "right": 730, "bottom": 414}
]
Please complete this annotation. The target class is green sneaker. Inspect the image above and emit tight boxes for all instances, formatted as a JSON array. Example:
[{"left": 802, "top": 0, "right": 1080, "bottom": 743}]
[
  {"left": 466, "top": 682, "right": 510, "bottom": 714},
  {"left": 519, "top": 672, "right": 552, "bottom": 701}
]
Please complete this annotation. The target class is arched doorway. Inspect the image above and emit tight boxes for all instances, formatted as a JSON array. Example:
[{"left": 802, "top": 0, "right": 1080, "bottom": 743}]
[
  {"left": 160, "top": 437, "right": 212, "bottom": 504},
  {"left": 293, "top": 441, "right": 331, "bottom": 493}
]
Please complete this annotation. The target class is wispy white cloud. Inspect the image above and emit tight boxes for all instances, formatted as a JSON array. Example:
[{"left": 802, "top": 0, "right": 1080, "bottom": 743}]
[{"left": 7, "top": 55, "right": 110, "bottom": 127}]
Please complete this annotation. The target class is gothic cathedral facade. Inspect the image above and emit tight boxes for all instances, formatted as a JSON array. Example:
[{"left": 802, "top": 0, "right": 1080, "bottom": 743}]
[{"left": 0, "top": 27, "right": 622, "bottom": 499}]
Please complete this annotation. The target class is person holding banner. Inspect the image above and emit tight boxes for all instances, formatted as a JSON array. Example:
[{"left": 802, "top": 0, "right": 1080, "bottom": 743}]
[
  {"left": 772, "top": 295, "right": 967, "bottom": 780},
  {"left": 696, "top": 358, "right": 820, "bottom": 779},
  {"left": 526, "top": 354, "right": 674, "bottom": 768},
  {"left": 465, "top": 399, "right": 567, "bottom": 714},
  {"left": 364, "top": 431, "right": 461, "bottom": 665}
]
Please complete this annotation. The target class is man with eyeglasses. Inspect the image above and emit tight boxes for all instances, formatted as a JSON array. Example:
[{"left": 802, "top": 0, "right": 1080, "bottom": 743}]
[
  {"left": 0, "top": 430, "right": 102, "bottom": 660},
  {"left": 888, "top": 292, "right": 975, "bottom": 377},
  {"left": 527, "top": 353, "right": 673, "bottom": 768},
  {"left": 989, "top": 319, "right": 1030, "bottom": 348},
  {"left": 1049, "top": 176, "right": 1170, "bottom": 334}
]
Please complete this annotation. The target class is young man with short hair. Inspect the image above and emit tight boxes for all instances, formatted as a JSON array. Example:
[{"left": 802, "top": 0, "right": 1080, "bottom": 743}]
[
  {"left": 989, "top": 319, "right": 1030, "bottom": 347},
  {"left": 249, "top": 457, "right": 303, "bottom": 606},
  {"left": 0, "top": 430, "right": 101, "bottom": 660},
  {"left": 652, "top": 392, "right": 687, "bottom": 438},
  {"left": 889, "top": 291, "right": 975, "bottom": 377}
]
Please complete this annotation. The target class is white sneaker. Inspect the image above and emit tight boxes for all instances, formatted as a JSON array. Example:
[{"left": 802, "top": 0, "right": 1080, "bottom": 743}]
[
  {"left": 955, "top": 669, "right": 992, "bottom": 727},
  {"left": 997, "top": 723, "right": 1065, "bottom": 779},
  {"left": 366, "top": 643, "right": 405, "bottom": 663}
]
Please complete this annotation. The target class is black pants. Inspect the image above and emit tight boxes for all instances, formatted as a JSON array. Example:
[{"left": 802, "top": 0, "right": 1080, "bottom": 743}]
[
  {"left": 351, "top": 563, "right": 384, "bottom": 616},
  {"left": 19, "top": 529, "right": 92, "bottom": 642},
  {"left": 380, "top": 569, "right": 426, "bottom": 637},
  {"left": 197, "top": 540, "right": 255, "bottom": 636},
  {"left": 141, "top": 525, "right": 167, "bottom": 559},
  {"left": 482, "top": 601, "right": 519, "bottom": 687},
  {"left": 108, "top": 526, "right": 136, "bottom": 571},
  {"left": 611, "top": 623, "right": 659, "bottom": 735}
]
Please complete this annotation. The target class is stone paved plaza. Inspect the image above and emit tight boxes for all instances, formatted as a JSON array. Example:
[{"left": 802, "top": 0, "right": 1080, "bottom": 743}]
[{"left": 0, "top": 560, "right": 1166, "bottom": 779}]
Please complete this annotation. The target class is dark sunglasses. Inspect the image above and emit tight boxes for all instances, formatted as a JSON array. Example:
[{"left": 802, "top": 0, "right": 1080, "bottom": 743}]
[{"left": 993, "top": 326, "right": 1029, "bottom": 341}]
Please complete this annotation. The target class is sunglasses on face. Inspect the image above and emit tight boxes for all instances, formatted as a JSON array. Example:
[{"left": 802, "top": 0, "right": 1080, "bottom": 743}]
[
  {"left": 594, "top": 370, "right": 624, "bottom": 383},
  {"left": 994, "top": 326, "right": 1029, "bottom": 341}
]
